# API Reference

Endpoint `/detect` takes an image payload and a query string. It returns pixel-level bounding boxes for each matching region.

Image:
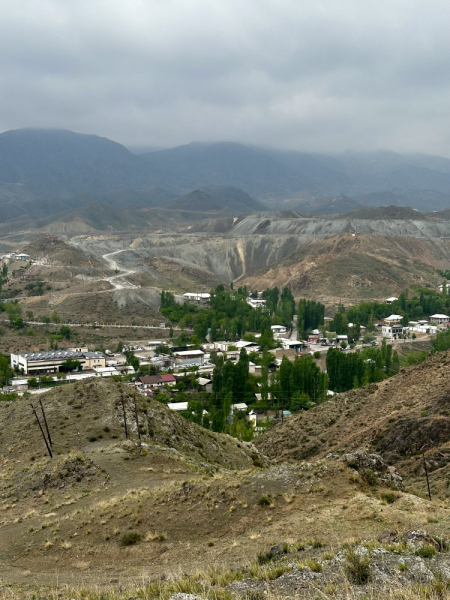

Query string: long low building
[11,348,106,375]
[173,349,205,366]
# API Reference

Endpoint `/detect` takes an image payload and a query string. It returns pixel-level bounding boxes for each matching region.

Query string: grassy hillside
[3,378,450,597]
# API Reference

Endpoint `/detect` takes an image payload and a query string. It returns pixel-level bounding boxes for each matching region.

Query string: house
[160,374,176,386]
[386,297,398,304]
[183,292,211,304]
[173,349,204,366]
[136,375,162,389]
[382,325,403,339]
[336,335,348,345]
[10,348,105,375]
[231,403,248,413]
[16,253,30,262]
[235,340,258,350]
[439,284,449,294]
[249,363,262,375]
[282,340,305,352]
[247,297,267,309]
[197,377,212,391]
[429,314,450,325]
[384,314,403,324]
[308,333,320,343]
[271,325,287,335]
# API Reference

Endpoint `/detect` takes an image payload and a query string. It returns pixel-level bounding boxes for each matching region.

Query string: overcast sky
[1,0,450,155]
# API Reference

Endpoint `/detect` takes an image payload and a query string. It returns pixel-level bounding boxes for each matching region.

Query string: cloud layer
[1,0,450,154]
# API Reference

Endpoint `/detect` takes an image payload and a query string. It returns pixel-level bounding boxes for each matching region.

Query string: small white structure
[247,297,267,309]
[271,325,287,335]
[183,292,210,304]
[231,403,248,413]
[439,284,449,294]
[173,349,204,366]
[282,340,304,352]
[386,297,398,304]
[429,314,450,325]
[384,314,403,324]
[235,340,258,349]
[336,335,348,344]
[16,253,30,261]
[167,402,189,411]
[382,325,403,338]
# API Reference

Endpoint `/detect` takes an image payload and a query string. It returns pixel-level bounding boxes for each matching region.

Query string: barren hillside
[255,350,450,498]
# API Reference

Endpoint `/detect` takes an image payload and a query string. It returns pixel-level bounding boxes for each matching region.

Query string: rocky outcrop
[337,449,404,490]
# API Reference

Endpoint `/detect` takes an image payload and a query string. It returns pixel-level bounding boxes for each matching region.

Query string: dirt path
[102,250,137,290]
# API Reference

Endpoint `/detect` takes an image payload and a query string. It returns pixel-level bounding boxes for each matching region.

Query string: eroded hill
[255,350,450,499]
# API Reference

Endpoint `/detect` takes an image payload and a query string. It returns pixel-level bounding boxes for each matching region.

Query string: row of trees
[326,341,399,393]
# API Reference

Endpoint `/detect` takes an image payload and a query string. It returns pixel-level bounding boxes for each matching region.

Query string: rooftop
[17,350,104,362]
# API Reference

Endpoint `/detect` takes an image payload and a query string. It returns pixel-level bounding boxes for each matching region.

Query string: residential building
[384,314,403,324]
[382,325,403,339]
[183,292,210,304]
[173,349,205,366]
[429,314,450,325]
[386,297,398,304]
[160,374,176,386]
[10,348,105,375]
[271,325,287,335]
[247,297,267,309]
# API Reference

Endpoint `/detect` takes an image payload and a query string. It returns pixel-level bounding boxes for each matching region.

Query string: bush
[380,492,400,504]
[345,550,371,584]
[120,531,141,546]
[313,351,321,359]
[362,469,378,486]
[415,544,437,559]
[257,551,273,565]
[258,495,271,506]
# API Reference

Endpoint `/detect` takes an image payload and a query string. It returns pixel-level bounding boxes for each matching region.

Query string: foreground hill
[3,378,450,597]
[255,350,450,498]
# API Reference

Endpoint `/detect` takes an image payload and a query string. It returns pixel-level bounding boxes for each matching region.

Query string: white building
[183,292,211,304]
[384,314,403,324]
[382,325,403,339]
[271,325,287,335]
[247,297,267,309]
[429,314,450,325]
[386,297,398,304]
[173,349,205,366]
[167,402,189,411]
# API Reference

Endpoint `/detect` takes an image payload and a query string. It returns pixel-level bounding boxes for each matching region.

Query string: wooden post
[423,453,432,501]
[39,399,52,447]
[31,404,52,458]
[133,393,141,442]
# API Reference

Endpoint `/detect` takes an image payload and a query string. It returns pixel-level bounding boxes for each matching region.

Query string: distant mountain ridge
[1,128,450,226]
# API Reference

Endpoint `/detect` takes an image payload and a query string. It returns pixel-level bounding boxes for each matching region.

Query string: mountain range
[1,128,450,230]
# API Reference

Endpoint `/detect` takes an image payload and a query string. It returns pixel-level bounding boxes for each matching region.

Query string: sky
[1,0,450,155]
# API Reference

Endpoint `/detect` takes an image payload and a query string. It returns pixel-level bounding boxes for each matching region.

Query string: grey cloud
[1,0,450,154]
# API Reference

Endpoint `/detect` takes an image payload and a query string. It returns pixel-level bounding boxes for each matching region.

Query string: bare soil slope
[255,350,450,498]
[239,233,447,305]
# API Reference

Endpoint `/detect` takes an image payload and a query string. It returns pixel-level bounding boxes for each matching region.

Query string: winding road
[102,249,137,290]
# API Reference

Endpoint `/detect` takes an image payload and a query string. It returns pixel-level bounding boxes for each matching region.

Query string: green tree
[290,391,311,411]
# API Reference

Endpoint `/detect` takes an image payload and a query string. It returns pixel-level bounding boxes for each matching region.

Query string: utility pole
[423,452,432,501]
[31,404,52,458]
[39,399,52,446]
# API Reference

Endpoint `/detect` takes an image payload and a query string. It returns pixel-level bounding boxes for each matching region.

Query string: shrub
[120,531,141,546]
[381,492,400,504]
[257,551,273,565]
[258,495,271,506]
[399,563,408,572]
[415,544,436,559]
[313,351,321,359]
[305,559,322,573]
[345,550,371,584]
[363,469,378,486]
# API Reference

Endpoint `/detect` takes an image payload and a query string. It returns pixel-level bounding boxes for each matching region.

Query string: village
[4,286,448,435]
